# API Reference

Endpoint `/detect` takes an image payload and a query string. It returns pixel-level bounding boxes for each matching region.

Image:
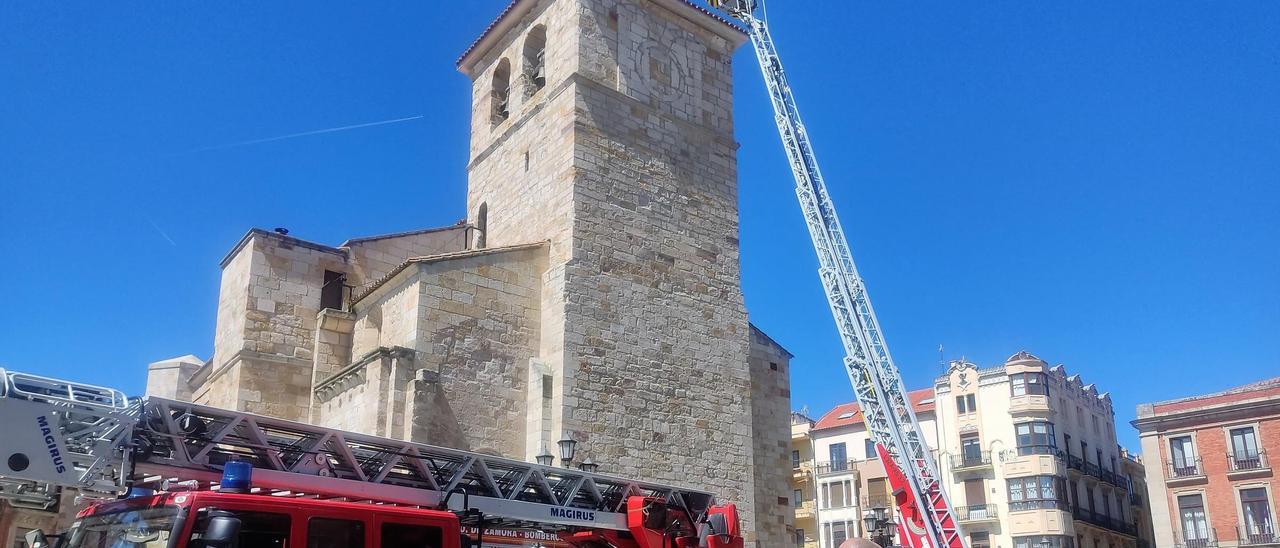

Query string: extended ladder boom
[0,368,720,533]
[711,2,964,547]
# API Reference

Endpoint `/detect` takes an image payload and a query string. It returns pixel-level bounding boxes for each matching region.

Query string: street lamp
[578,458,599,474]
[557,438,578,468]
[535,444,555,467]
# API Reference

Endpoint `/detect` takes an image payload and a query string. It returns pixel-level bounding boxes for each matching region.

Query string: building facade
[0,0,797,545]
[801,389,939,548]
[1133,376,1280,548]
[790,351,1152,548]
[933,351,1147,548]
[792,412,819,548]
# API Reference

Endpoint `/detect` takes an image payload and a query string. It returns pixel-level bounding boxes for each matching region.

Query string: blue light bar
[220,461,253,493]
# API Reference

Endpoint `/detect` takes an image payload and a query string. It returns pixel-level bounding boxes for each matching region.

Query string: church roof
[349,241,549,304]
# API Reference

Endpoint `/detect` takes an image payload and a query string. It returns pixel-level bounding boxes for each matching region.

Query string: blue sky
[1,1,1277,452]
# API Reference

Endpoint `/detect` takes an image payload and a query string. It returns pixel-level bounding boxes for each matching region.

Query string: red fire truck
[0,369,742,548]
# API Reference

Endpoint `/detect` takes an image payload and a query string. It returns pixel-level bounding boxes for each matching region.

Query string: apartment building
[935,351,1146,548]
[793,412,819,548]
[807,389,938,547]
[1120,448,1157,547]
[1133,376,1279,547]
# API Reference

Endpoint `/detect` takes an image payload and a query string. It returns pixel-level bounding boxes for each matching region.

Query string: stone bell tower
[458,0,787,545]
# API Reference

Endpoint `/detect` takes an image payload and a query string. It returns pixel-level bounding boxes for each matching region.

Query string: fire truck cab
[50,491,468,548]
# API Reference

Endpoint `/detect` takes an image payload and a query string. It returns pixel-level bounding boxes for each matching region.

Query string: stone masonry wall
[748,326,794,547]
[333,245,547,456]
[344,226,470,288]
[563,0,766,543]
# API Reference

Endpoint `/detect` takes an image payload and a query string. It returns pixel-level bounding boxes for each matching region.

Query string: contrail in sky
[181,115,424,153]
[144,216,177,246]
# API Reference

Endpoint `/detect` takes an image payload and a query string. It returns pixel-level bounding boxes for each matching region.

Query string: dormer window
[523,25,547,95]
[491,59,511,124]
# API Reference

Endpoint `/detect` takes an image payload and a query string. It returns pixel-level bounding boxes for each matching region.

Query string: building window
[1240,488,1275,541]
[829,522,848,546]
[1169,436,1198,476]
[522,25,547,95]
[970,531,991,548]
[1178,494,1210,542]
[491,59,511,123]
[1012,535,1070,548]
[1015,421,1056,455]
[828,443,847,471]
[1008,475,1058,511]
[865,438,879,460]
[475,202,488,248]
[795,528,805,546]
[793,489,803,508]
[1230,426,1262,469]
[956,393,977,414]
[820,480,852,509]
[770,361,779,371]
[1011,372,1049,397]
[792,450,801,469]
[320,270,346,311]
[961,434,983,464]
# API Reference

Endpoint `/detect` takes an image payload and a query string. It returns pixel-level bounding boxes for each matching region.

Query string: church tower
[459,1,787,545]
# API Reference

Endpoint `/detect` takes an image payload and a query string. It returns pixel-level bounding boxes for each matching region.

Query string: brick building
[0,1,795,545]
[1133,376,1280,547]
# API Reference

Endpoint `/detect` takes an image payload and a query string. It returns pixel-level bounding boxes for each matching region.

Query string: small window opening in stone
[523,151,530,172]
[491,59,511,124]
[523,25,547,95]
[542,374,553,399]
[476,202,488,248]
[320,270,346,310]
[769,361,779,371]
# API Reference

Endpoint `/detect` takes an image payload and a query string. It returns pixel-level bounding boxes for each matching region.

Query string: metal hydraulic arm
[0,368,722,534]
[710,1,964,547]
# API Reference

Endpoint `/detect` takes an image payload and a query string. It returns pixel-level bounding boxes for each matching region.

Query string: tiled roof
[813,388,935,431]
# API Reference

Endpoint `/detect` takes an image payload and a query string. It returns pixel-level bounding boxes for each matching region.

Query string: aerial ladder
[709,1,966,547]
[0,368,743,548]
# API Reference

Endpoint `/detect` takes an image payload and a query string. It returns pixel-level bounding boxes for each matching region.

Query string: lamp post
[535,444,555,467]
[557,438,578,468]
[578,458,599,474]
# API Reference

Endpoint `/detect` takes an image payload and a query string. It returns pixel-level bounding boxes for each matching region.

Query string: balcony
[951,451,993,473]
[956,504,999,523]
[1174,530,1219,548]
[794,500,816,520]
[1237,524,1280,546]
[814,460,859,477]
[792,463,813,481]
[1071,506,1137,537]
[862,494,893,510]
[1228,451,1272,479]
[1167,458,1206,486]
[1064,452,1084,473]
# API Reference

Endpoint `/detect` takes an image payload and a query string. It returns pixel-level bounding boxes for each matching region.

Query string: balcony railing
[956,504,998,522]
[951,451,993,470]
[1168,458,1204,479]
[1129,493,1144,507]
[1066,453,1084,471]
[794,500,816,519]
[862,494,893,509]
[1237,524,1280,546]
[813,460,859,476]
[1174,529,1219,548]
[1071,506,1137,536]
[1228,451,1269,473]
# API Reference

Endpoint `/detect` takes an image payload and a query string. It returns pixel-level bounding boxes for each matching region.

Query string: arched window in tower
[476,202,488,248]
[491,59,511,124]
[523,25,547,96]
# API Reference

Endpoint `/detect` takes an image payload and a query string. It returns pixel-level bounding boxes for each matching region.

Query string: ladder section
[0,368,717,532]
[710,2,964,547]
